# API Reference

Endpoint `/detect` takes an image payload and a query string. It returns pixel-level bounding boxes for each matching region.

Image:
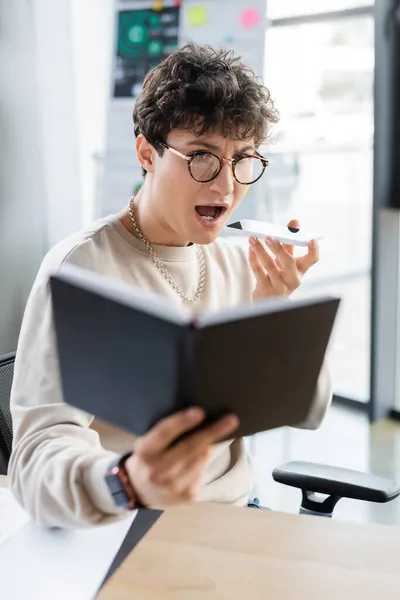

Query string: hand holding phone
[236,217,321,301]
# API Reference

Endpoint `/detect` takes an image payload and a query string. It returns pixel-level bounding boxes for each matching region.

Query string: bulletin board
[113,5,180,98]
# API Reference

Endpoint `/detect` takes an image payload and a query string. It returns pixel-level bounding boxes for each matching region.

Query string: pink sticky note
[240,7,262,29]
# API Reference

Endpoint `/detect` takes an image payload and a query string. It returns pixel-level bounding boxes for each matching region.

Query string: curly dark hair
[133,43,278,173]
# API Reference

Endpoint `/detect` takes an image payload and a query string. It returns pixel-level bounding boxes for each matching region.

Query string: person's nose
[209,160,235,196]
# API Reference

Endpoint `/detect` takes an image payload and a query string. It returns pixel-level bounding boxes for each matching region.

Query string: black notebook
[50,264,340,439]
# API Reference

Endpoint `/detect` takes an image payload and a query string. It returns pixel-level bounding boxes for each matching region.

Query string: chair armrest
[272,461,400,503]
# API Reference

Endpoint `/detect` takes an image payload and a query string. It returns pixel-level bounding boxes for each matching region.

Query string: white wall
[0,0,114,352]
[32,0,82,248]
[70,0,115,225]
[33,0,115,244]
[0,0,48,353]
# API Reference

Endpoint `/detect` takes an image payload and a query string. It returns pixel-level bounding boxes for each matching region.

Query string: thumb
[287,218,300,232]
[283,219,301,255]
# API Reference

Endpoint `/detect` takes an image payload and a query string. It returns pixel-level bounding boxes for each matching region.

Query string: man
[9,44,331,528]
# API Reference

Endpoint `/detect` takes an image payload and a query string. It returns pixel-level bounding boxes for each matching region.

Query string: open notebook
[50,263,339,439]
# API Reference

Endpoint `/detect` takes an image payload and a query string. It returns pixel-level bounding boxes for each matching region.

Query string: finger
[249,237,281,282]
[155,453,209,502]
[287,218,300,232]
[173,454,210,500]
[265,237,302,290]
[265,237,296,273]
[248,247,275,296]
[283,219,300,256]
[296,239,320,275]
[135,408,205,457]
[150,412,237,488]
[248,245,267,281]
[152,446,210,488]
[180,413,239,452]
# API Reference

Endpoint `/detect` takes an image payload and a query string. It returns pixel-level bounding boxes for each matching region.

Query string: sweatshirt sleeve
[294,360,333,430]
[8,253,129,529]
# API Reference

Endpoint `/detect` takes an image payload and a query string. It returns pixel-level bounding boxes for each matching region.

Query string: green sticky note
[187,5,208,27]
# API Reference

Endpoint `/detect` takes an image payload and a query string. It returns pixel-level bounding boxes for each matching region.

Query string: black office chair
[272,461,400,517]
[0,351,399,515]
[0,352,15,475]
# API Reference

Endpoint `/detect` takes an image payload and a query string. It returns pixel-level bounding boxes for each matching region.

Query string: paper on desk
[0,487,31,548]
[1,503,137,600]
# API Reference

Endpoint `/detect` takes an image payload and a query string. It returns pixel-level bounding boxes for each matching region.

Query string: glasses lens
[234,156,265,184]
[189,153,221,182]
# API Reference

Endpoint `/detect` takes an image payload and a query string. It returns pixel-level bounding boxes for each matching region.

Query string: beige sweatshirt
[8,214,332,528]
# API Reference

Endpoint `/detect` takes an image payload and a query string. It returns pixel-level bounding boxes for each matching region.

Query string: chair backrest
[0,352,15,475]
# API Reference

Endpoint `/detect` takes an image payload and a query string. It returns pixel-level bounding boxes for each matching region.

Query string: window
[267,0,374,20]
[262,5,375,401]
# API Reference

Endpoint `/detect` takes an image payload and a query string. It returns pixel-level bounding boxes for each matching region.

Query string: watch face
[105,456,136,509]
[105,471,128,506]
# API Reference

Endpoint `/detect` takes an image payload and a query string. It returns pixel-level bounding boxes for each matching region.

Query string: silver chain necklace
[128,197,206,304]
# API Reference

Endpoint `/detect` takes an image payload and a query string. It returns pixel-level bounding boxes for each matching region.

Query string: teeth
[201,215,215,221]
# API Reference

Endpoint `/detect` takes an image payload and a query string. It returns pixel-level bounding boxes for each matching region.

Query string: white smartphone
[225,219,323,247]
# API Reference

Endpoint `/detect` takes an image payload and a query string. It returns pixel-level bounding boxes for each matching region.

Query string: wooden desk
[98,501,400,600]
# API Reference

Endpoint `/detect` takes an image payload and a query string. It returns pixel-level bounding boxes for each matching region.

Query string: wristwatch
[104,452,141,510]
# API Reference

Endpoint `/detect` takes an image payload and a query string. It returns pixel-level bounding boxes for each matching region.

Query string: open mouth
[195,205,227,222]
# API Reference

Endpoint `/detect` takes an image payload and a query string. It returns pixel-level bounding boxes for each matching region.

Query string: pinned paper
[152,0,164,11]
[187,5,208,27]
[240,7,262,29]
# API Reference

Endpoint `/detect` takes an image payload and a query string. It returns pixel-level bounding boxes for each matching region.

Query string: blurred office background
[1,0,400,520]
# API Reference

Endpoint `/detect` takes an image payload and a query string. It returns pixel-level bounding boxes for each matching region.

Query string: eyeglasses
[158,142,269,185]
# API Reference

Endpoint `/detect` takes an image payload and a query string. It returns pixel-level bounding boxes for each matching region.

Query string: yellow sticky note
[187,5,208,27]
[152,0,163,11]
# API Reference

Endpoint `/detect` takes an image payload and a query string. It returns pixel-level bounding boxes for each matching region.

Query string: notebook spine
[176,324,198,410]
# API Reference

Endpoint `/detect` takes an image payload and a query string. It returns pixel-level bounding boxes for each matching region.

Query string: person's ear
[136,134,156,174]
